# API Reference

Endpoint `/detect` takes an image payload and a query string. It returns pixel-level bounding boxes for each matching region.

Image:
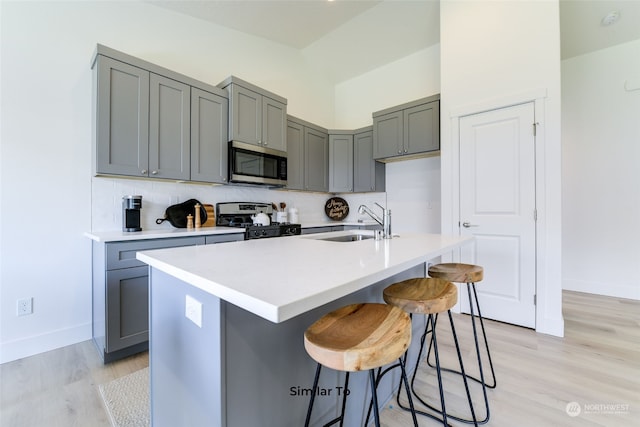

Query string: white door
[458,102,536,328]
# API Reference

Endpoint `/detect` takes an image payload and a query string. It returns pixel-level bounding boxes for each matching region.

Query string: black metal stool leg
[425,282,496,394]
[448,310,479,426]
[305,363,322,427]
[369,370,381,427]
[471,283,497,389]
[337,372,350,427]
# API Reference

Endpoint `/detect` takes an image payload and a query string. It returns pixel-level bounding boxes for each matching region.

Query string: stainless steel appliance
[216,202,301,240]
[228,141,287,186]
[122,195,142,232]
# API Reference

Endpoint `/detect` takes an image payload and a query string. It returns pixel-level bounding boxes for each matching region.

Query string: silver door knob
[151,170,158,175]
[141,169,147,175]
[462,222,479,228]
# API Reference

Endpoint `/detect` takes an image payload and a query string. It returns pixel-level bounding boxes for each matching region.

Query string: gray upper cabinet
[329,133,354,193]
[287,116,329,192]
[149,73,190,180]
[92,45,229,183]
[219,76,287,152]
[95,57,190,180]
[353,127,385,193]
[95,56,150,177]
[286,120,305,190]
[372,110,402,159]
[373,95,440,161]
[304,126,329,192]
[191,88,229,184]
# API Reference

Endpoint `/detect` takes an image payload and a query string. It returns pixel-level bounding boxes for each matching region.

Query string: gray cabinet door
[204,233,244,244]
[96,56,149,176]
[229,85,261,146]
[149,73,191,180]
[106,266,149,352]
[404,101,440,155]
[262,97,287,152]
[354,130,377,192]
[286,120,305,190]
[304,127,329,192]
[373,110,403,159]
[191,88,229,184]
[329,134,353,192]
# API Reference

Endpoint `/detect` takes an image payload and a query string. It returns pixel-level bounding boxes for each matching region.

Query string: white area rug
[98,367,150,427]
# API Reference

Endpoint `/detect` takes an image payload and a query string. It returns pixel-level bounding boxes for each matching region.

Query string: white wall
[440,0,563,336]
[335,45,442,233]
[0,1,376,363]
[562,39,640,300]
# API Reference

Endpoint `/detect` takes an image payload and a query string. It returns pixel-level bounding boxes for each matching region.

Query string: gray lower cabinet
[92,233,243,363]
[286,116,329,192]
[219,76,287,152]
[301,226,344,234]
[373,95,440,161]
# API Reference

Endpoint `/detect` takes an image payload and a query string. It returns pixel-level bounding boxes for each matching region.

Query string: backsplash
[91,177,386,231]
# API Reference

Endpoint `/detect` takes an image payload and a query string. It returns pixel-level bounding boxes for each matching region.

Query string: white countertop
[84,221,376,242]
[84,227,245,242]
[136,230,473,323]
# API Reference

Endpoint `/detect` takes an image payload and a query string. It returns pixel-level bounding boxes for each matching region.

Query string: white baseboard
[563,279,640,301]
[0,323,92,364]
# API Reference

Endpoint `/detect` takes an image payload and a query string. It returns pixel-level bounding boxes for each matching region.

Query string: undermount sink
[314,233,375,242]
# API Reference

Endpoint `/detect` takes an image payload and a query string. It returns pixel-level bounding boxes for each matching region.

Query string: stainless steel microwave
[228,141,287,186]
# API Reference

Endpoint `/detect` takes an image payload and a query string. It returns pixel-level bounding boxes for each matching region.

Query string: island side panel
[224,264,426,426]
[149,268,225,427]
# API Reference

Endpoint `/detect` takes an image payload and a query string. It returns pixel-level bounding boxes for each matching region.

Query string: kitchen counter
[84,227,244,242]
[83,221,375,243]
[137,230,471,323]
[137,231,473,426]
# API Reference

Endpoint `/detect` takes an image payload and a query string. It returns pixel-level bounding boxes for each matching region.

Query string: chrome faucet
[358,203,392,239]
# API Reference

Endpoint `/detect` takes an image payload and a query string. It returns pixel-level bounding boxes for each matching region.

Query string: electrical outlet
[17,298,33,316]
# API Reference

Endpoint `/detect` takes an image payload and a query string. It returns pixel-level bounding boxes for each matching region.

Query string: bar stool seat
[383,278,478,426]
[428,263,495,424]
[303,303,418,427]
[428,263,483,284]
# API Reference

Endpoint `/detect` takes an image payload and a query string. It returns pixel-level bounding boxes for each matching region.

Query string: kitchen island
[137,231,472,426]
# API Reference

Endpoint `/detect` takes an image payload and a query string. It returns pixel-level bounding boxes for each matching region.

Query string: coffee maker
[122,195,142,232]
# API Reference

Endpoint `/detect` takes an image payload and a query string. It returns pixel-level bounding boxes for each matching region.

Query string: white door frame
[441,88,564,337]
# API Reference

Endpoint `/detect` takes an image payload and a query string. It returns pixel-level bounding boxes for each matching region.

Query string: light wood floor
[1,291,638,426]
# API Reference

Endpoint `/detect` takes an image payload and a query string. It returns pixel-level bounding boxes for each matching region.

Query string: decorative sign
[325,197,349,221]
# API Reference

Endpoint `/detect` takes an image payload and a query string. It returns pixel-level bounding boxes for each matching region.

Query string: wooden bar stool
[427,263,495,424]
[383,278,478,426]
[303,303,418,427]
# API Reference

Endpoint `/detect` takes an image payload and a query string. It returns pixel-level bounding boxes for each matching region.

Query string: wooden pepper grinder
[187,214,194,229]
[194,203,201,228]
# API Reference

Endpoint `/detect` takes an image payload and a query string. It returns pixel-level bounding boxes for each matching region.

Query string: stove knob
[262,229,267,236]
[253,230,260,237]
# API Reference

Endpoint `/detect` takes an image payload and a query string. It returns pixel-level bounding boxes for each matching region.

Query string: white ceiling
[149,0,640,83]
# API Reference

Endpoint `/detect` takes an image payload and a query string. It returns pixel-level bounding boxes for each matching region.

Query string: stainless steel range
[216,202,301,240]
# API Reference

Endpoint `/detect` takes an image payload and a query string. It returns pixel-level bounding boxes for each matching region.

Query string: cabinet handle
[151,170,158,175]
[263,141,268,146]
[141,169,147,175]
[397,150,402,154]
[404,149,408,153]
